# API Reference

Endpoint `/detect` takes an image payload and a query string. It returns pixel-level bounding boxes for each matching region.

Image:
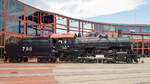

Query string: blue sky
[20,0,149,24]
[87,1,150,24]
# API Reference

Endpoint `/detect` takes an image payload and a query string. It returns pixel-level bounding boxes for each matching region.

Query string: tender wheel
[23,58,28,62]
[9,58,20,63]
[4,57,8,62]
[37,58,50,63]
[17,58,23,62]
[9,58,14,63]
[37,58,41,63]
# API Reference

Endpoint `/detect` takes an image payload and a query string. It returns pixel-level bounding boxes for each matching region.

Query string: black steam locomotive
[5,32,139,63]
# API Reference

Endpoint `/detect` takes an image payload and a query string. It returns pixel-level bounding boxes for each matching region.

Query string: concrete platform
[0,63,57,84]
[0,58,150,84]
[53,58,150,84]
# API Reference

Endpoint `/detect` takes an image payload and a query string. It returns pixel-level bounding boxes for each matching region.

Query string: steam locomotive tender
[5,32,139,63]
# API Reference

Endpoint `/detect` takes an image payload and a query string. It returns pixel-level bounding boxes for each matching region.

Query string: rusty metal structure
[0,0,150,58]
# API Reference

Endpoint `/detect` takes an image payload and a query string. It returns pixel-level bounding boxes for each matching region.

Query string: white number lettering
[26,47,29,51]
[22,46,32,52]
[22,47,25,52]
[29,47,32,52]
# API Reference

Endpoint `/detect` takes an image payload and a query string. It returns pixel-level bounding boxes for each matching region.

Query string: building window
[128,28,140,32]
[27,24,33,35]
[138,49,142,55]
[133,42,137,48]
[6,17,9,32]
[8,0,16,17]
[48,26,53,34]
[94,24,102,31]
[0,33,4,46]
[8,18,16,33]
[16,20,24,34]
[144,49,148,56]
[144,36,150,40]
[144,42,148,48]
[37,30,40,36]
[116,27,126,32]
[141,28,150,32]
[6,34,9,43]
[27,7,37,22]
[16,2,24,20]
[104,26,115,31]
[27,28,33,35]
[132,36,142,39]
[0,15,4,31]
[43,30,49,37]
[20,21,24,34]
[6,0,9,15]
[32,24,38,36]
[138,42,142,48]
[16,20,20,34]
[0,0,4,14]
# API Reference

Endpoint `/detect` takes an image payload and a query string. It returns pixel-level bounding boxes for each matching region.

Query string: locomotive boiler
[71,32,138,63]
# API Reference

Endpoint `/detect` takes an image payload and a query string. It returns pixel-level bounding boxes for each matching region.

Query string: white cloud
[19,0,146,19]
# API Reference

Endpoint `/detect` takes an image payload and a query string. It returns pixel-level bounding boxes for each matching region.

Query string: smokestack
[118,30,122,37]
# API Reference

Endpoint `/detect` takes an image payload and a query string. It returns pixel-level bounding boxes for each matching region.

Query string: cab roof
[51,33,76,39]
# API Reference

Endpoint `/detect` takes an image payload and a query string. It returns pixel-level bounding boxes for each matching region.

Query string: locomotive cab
[51,33,76,62]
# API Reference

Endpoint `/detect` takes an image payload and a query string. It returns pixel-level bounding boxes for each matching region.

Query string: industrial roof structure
[0,0,150,56]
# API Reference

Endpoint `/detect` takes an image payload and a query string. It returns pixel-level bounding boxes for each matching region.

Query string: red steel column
[3,0,6,58]
[102,24,104,32]
[131,39,133,50]
[91,23,94,32]
[24,6,26,35]
[126,26,129,32]
[149,40,150,56]
[40,12,42,36]
[114,26,117,32]
[67,18,69,33]
[82,22,84,36]
[137,40,138,55]
[0,0,2,57]
[142,35,144,56]
[53,14,56,34]
[4,0,6,45]
[139,27,142,32]
[78,21,80,34]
